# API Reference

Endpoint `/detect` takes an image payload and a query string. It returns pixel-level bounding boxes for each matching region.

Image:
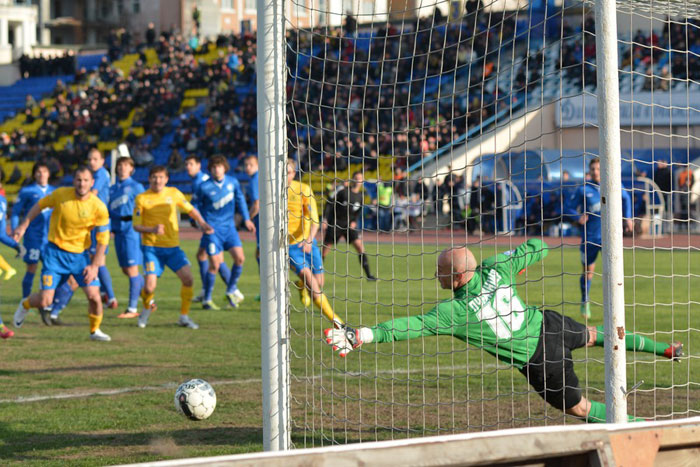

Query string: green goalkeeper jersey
[370,239,548,369]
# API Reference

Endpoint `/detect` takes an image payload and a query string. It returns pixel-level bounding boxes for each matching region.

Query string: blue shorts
[580,242,602,266]
[89,228,110,256]
[200,228,242,256]
[143,246,190,277]
[40,242,99,290]
[23,236,46,264]
[289,239,323,275]
[114,230,142,268]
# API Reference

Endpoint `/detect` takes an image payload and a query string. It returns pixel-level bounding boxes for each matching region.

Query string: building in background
[0,0,38,65]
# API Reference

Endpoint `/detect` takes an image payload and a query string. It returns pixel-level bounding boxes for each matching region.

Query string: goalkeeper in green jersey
[325,239,683,423]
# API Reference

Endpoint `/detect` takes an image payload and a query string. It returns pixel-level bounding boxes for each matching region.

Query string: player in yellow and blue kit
[109,156,145,318]
[195,155,255,309]
[12,166,112,341]
[287,159,343,328]
[10,162,54,300]
[51,149,117,319]
[133,165,213,329]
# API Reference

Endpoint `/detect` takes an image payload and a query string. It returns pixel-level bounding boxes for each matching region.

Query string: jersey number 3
[477,287,526,339]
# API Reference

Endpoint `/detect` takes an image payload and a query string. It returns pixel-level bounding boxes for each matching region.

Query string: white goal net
[259,0,700,448]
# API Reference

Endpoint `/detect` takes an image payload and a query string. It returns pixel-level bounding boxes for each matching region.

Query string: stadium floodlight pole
[257,0,290,450]
[594,0,627,423]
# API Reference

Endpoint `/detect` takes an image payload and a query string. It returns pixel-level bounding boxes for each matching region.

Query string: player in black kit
[322,171,376,280]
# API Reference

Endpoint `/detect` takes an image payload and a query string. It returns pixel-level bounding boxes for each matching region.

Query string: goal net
[270,0,700,447]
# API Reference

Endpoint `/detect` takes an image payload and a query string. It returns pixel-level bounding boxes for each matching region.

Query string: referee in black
[322,171,376,281]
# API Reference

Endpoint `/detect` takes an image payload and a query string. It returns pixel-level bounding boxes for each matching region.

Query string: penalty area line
[0,378,263,404]
[0,363,500,404]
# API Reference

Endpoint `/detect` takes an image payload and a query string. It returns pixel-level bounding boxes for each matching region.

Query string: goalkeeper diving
[325,239,683,423]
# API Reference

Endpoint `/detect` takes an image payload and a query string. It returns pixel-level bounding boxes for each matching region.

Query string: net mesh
[282,0,700,446]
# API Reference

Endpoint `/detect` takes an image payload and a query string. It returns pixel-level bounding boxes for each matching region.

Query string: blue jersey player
[109,156,145,318]
[10,162,54,302]
[186,155,232,306]
[89,148,117,307]
[564,157,634,318]
[195,155,255,309]
[242,155,260,300]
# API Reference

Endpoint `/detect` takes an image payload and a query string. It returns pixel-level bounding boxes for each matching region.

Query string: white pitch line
[0,364,502,404]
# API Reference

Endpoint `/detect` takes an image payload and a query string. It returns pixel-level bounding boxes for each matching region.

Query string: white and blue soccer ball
[174,379,217,420]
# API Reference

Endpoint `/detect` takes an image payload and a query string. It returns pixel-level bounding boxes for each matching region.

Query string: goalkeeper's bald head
[437,246,477,291]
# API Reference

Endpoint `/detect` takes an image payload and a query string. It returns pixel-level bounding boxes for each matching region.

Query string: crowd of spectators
[558,15,700,92]
[286,9,518,173]
[1,28,259,184]
[18,51,77,78]
[2,10,698,237]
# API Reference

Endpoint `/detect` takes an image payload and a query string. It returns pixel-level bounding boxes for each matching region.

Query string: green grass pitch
[0,238,697,464]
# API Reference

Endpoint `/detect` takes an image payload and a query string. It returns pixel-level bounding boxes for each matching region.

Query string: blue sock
[227,264,243,294]
[98,265,115,300]
[586,278,592,300]
[198,258,208,288]
[218,262,231,284]
[21,271,35,298]
[52,282,74,316]
[128,275,144,310]
[580,275,593,302]
[204,271,216,302]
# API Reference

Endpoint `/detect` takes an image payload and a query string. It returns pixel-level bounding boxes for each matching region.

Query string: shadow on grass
[0,425,263,460]
[0,364,151,376]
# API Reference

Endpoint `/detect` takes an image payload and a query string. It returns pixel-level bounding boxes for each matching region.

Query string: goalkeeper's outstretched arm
[326,298,463,357]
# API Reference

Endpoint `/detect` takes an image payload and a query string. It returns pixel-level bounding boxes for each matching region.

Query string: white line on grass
[0,364,500,404]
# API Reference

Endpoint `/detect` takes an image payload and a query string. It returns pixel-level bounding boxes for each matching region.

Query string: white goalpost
[257,0,290,451]
[258,0,700,450]
[593,0,627,423]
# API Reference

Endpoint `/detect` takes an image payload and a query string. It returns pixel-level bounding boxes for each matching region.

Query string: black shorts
[518,309,589,410]
[323,226,360,245]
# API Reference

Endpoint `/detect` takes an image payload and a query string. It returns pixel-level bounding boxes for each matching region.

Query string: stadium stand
[0,13,697,217]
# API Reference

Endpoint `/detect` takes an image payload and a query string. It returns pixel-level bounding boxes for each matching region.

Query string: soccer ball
[174,379,217,420]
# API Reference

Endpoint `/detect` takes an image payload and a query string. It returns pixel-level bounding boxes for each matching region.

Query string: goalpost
[258,0,700,450]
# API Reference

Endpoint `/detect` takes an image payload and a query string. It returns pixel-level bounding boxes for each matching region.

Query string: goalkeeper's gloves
[16,243,26,259]
[324,325,373,357]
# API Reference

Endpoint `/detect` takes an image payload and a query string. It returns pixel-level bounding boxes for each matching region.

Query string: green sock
[586,400,645,423]
[587,400,606,423]
[594,325,668,355]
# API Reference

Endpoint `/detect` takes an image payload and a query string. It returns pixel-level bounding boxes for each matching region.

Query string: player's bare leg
[175,265,197,329]
[298,267,342,328]
[84,285,110,341]
[138,274,158,328]
[14,287,55,327]
[321,242,332,259]
[224,246,245,308]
